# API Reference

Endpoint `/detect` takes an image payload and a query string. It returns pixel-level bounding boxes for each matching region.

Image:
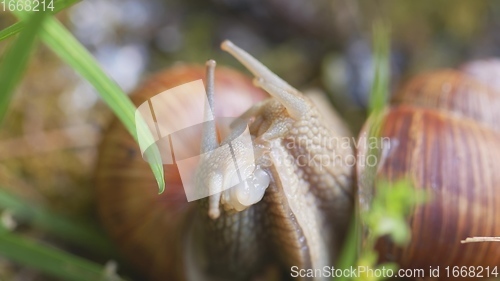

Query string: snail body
[357,60,500,277]
[195,42,354,280]
[96,42,354,281]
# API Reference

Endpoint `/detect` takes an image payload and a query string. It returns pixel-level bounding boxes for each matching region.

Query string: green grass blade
[0,231,125,281]
[12,12,165,193]
[0,0,80,42]
[0,22,25,41]
[369,22,390,116]
[0,188,115,256]
[338,21,392,281]
[335,215,359,281]
[0,11,46,124]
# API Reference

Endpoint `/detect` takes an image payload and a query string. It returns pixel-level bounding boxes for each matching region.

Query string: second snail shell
[357,59,500,278]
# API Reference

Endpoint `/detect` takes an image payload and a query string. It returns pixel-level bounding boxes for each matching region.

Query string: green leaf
[374,216,410,244]
[0,0,80,42]
[362,179,429,247]
[0,231,125,281]
[0,11,46,124]
[12,12,165,193]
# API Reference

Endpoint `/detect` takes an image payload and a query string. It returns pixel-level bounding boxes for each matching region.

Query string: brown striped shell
[357,59,500,277]
[94,65,267,281]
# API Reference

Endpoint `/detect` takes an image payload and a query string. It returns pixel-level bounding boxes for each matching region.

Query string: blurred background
[0,0,500,280]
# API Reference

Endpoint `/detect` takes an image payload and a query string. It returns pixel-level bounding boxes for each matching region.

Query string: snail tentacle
[222,40,311,120]
[201,59,223,219]
[252,77,311,120]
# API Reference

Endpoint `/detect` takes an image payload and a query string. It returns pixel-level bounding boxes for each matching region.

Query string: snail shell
[357,59,500,276]
[95,64,268,280]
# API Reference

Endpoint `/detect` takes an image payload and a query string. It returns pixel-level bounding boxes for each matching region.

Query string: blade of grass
[358,21,391,210]
[0,231,125,281]
[12,12,165,193]
[358,20,391,248]
[0,0,80,41]
[350,22,427,281]
[336,215,359,281]
[337,21,392,281]
[368,21,390,117]
[0,22,24,41]
[0,11,46,124]
[0,188,116,256]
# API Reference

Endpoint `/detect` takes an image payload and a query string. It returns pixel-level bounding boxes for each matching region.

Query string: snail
[95,41,354,281]
[357,59,500,277]
[96,39,500,281]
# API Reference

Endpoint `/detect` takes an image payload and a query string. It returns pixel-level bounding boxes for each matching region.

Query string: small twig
[461,237,500,243]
